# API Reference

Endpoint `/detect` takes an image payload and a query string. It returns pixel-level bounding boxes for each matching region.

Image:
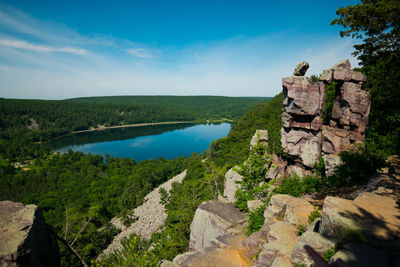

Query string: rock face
[0,201,60,267]
[256,221,298,267]
[189,201,247,252]
[280,59,371,176]
[265,194,315,226]
[223,167,243,203]
[320,192,400,245]
[100,170,187,258]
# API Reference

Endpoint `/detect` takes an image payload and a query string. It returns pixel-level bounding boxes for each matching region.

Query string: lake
[48,123,231,161]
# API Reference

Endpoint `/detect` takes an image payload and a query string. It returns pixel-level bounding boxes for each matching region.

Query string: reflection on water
[47,123,231,161]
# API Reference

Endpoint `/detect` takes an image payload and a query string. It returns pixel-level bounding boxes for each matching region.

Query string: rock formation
[281,59,370,176]
[189,201,247,252]
[0,201,60,267]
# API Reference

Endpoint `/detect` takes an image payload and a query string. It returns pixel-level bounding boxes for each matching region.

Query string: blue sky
[0,0,360,99]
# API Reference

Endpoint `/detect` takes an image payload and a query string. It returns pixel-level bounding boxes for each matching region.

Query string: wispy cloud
[126,48,153,59]
[0,39,87,55]
[0,4,359,100]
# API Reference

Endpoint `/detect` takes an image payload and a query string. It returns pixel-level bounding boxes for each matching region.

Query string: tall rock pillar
[281,61,326,176]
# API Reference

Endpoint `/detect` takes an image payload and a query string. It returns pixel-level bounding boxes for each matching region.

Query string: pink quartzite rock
[189,201,247,252]
[0,201,60,267]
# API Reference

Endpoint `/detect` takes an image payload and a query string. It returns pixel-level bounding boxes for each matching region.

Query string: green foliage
[296,224,306,236]
[239,142,271,191]
[323,247,336,262]
[96,235,159,267]
[275,175,323,197]
[308,209,322,224]
[247,205,266,236]
[323,81,338,125]
[0,151,188,265]
[210,93,283,169]
[327,147,385,187]
[332,0,400,156]
[234,140,273,212]
[234,188,251,212]
[68,95,266,122]
[159,187,169,205]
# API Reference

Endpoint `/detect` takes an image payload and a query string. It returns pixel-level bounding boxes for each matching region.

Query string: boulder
[223,167,243,203]
[320,193,400,246]
[332,59,352,81]
[320,69,333,83]
[250,129,268,150]
[291,220,336,267]
[255,221,298,267]
[265,194,315,226]
[293,61,309,76]
[189,201,247,252]
[240,227,269,259]
[329,242,391,267]
[0,201,60,267]
[247,200,264,212]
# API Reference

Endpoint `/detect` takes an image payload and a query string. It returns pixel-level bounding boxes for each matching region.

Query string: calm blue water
[55,123,231,161]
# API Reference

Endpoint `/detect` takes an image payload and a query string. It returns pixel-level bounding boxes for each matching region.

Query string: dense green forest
[0,96,265,161]
[68,95,266,121]
[0,151,189,266]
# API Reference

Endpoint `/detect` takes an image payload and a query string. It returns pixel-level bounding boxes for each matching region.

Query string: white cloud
[0,39,87,55]
[126,48,153,59]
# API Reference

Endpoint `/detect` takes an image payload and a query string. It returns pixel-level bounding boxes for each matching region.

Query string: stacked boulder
[281,59,371,176]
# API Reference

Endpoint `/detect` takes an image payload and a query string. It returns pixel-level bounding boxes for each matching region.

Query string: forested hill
[67,95,267,121]
[0,96,267,160]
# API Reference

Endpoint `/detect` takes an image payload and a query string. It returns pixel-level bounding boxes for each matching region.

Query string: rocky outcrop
[291,220,336,267]
[189,201,247,252]
[320,192,400,246]
[223,167,243,203]
[250,129,269,150]
[265,194,314,226]
[280,60,371,177]
[0,201,60,267]
[100,170,187,258]
[293,61,309,76]
[255,221,298,267]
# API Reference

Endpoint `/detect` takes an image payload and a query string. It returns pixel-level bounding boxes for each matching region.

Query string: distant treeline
[0,96,266,160]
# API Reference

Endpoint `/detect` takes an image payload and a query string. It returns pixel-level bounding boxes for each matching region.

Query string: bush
[275,175,323,197]
[327,147,385,187]
[308,208,322,224]
[247,205,266,236]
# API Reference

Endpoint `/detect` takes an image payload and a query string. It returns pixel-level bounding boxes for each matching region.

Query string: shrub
[308,208,322,224]
[327,147,385,187]
[275,175,323,197]
[247,205,266,236]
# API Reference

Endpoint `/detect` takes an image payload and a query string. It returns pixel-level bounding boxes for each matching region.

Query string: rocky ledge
[161,156,400,267]
[0,201,60,267]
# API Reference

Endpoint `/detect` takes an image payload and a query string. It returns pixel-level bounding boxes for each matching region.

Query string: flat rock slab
[265,194,315,226]
[189,201,247,252]
[320,193,400,245]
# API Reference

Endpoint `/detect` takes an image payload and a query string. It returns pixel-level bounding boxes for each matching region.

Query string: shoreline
[71,121,196,134]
